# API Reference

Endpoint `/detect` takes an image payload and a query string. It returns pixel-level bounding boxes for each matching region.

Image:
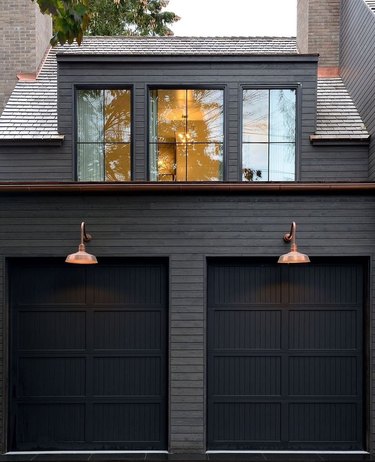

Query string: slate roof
[0,48,63,142]
[56,35,298,56]
[312,78,369,141]
[0,39,369,143]
[365,1,375,12]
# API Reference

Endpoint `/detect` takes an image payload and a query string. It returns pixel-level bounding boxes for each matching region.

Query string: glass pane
[149,91,158,144]
[242,143,268,181]
[105,90,131,142]
[269,143,295,181]
[187,89,223,142]
[77,143,104,181]
[77,90,104,143]
[105,143,131,181]
[152,90,186,142]
[156,143,177,181]
[243,90,268,143]
[270,89,296,142]
[186,143,223,181]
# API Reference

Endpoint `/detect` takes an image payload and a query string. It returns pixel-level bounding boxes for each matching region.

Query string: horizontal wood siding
[0,193,373,452]
[340,0,375,179]
[0,59,369,181]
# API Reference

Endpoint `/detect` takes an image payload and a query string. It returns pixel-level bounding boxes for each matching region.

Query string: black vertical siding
[340,0,375,179]
[0,193,372,452]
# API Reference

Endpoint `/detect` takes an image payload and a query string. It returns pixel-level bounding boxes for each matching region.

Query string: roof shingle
[365,1,375,12]
[0,38,369,143]
[56,36,298,56]
[313,78,369,141]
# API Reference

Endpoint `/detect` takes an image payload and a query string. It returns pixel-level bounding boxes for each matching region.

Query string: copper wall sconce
[65,222,98,265]
[278,221,310,264]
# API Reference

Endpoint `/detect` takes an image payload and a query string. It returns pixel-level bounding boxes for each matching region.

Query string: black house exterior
[0,0,375,457]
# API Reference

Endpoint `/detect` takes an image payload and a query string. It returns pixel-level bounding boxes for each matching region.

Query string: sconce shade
[65,244,98,265]
[278,222,310,264]
[65,222,98,265]
[278,249,311,264]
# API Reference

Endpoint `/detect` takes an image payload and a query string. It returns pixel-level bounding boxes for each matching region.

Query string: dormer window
[242,89,296,181]
[76,89,131,182]
[149,89,224,181]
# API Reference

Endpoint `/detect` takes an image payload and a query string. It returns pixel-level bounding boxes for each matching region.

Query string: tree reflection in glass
[242,89,296,181]
[77,89,131,182]
[149,89,224,181]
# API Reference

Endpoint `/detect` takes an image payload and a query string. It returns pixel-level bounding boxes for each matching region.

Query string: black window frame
[146,84,228,182]
[74,85,134,182]
[239,83,302,182]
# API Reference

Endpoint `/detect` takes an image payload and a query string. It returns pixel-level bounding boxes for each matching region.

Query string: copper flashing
[317,67,340,78]
[16,73,37,81]
[0,182,373,194]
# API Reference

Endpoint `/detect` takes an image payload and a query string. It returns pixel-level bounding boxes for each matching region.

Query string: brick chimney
[297,0,341,77]
[0,0,52,112]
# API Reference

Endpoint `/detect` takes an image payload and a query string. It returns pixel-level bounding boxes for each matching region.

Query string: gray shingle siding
[340,0,375,179]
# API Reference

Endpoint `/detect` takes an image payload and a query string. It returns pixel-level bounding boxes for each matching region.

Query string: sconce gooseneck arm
[283,221,297,251]
[80,222,92,247]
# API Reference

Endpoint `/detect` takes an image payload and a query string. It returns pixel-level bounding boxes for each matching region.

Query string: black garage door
[10,259,167,451]
[207,260,364,450]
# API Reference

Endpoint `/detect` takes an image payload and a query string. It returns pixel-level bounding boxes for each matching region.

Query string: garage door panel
[92,403,160,443]
[10,259,167,451]
[288,310,357,350]
[213,403,281,443]
[289,357,357,396]
[16,403,86,447]
[208,264,281,306]
[19,311,86,350]
[212,310,281,350]
[93,265,165,306]
[93,357,161,396]
[15,266,86,306]
[208,260,364,450]
[288,265,363,305]
[18,357,86,397]
[213,356,281,396]
[94,311,161,350]
[289,403,358,443]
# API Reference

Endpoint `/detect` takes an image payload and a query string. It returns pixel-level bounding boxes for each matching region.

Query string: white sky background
[166,0,297,37]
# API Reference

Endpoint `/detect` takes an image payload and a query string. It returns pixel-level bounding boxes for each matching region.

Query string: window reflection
[77,89,131,182]
[242,89,296,182]
[149,89,224,181]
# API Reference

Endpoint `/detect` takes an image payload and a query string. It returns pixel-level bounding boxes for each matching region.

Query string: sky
[166,0,297,37]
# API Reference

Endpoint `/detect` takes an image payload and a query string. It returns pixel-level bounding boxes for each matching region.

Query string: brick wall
[0,0,51,112]
[297,0,341,68]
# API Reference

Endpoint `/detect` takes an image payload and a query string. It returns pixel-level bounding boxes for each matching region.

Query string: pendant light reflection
[278,222,310,264]
[65,222,98,265]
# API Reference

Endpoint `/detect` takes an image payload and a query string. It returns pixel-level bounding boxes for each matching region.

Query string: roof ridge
[73,35,297,40]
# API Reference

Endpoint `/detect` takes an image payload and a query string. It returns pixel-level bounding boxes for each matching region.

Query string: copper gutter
[0,182,374,194]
